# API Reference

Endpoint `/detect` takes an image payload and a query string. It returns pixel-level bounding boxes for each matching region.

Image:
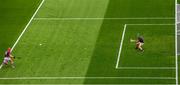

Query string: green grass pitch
[0,0,177,84]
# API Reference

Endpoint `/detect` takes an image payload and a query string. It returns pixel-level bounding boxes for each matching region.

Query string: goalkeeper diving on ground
[130,35,144,52]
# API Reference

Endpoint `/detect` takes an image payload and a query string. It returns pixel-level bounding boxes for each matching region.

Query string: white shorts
[3,57,11,64]
[140,42,144,46]
[137,42,144,46]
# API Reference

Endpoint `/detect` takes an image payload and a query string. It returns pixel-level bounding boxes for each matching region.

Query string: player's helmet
[137,36,144,43]
[138,36,143,40]
[7,47,11,53]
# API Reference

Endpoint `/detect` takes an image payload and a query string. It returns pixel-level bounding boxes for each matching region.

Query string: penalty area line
[33,17,175,20]
[11,0,45,51]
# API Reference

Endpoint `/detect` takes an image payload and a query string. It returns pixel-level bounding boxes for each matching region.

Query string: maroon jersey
[5,51,10,57]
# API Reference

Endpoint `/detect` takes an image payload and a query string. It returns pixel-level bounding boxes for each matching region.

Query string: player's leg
[0,58,8,69]
[138,43,144,51]
[136,42,144,51]
[10,58,15,68]
[136,42,140,49]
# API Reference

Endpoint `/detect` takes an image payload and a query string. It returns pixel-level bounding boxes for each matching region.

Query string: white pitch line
[0,84,175,85]
[175,1,179,85]
[116,67,176,69]
[0,77,175,80]
[11,0,45,51]
[127,24,174,26]
[33,17,174,20]
[115,24,127,68]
